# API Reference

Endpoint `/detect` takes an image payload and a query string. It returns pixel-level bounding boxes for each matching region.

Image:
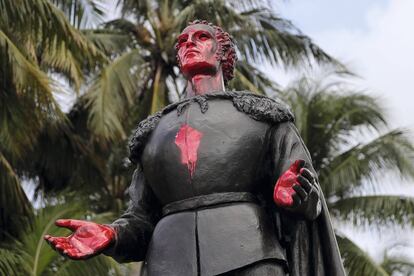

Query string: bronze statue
[45,20,346,276]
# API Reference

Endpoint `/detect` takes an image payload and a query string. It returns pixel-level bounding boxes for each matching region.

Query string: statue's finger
[45,236,66,245]
[308,187,320,200]
[55,244,64,250]
[44,235,59,242]
[299,168,315,183]
[289,159,306,174]
[66,250,92,260]
[291,193,302,209]
[293,184,308,201]
[55,219,86,231]
[55,241,75,256]
[63,247,81,257]
[297,175,312,192]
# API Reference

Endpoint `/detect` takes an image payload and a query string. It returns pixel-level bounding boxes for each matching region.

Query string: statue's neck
[185,71,225,97]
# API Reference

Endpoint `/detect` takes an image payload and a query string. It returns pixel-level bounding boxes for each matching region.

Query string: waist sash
[162,192,258,216]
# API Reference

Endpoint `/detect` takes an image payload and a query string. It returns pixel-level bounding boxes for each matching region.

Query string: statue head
[176,20,237,85]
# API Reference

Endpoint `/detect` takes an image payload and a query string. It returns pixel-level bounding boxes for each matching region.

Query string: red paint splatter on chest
[175,124,203,178]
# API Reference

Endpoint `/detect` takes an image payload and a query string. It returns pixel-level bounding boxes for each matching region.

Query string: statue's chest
[141,100,270,204]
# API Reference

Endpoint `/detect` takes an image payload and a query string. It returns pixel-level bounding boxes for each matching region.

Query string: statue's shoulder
[128,91,294,163]
[223,91,294,123]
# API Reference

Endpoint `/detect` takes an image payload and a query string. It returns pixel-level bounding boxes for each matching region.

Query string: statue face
[177,24,220,79]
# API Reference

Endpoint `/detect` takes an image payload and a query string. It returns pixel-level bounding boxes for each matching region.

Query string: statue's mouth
[184,49,200,57]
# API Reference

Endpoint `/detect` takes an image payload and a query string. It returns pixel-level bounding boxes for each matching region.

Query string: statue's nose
[184,37,197,48]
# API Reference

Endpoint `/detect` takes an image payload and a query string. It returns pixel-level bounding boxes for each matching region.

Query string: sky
[275,0,414,129]
[273,0,414,262]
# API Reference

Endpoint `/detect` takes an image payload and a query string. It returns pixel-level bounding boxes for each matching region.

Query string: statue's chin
[181,61,218,79]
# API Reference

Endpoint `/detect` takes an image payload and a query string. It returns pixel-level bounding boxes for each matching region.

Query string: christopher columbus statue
[45,20,346,276]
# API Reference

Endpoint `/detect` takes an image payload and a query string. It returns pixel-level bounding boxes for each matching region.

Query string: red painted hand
[273,160,305,207]
[44,219,115,260]
[273,160,321,220]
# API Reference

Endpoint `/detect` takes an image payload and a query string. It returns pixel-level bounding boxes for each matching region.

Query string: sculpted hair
[176,20,238,85]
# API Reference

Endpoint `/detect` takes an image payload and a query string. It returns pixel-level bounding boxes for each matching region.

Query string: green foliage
[82,0,342,143]
[380,244,414,275]
[85,49,150,141]
[0,201,127,276]
[280,76,414,275]
[321,130,414,198]
[2,1,413,275]
[331,195,414,228]
[50,0,106,28]
[0,0,109,238]
[22,0,343,218]
[337,234,388,276]
[0,152,33,240]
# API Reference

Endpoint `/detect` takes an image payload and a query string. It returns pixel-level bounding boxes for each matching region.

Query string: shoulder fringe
[128,91,294,164]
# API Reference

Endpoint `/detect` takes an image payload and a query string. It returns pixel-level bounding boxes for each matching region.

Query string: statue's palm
[44,219,115,260]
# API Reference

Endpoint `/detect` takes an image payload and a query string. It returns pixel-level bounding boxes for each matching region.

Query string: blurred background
[1,0,413,275]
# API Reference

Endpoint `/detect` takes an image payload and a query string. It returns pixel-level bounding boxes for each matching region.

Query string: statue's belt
[162,192,259,216]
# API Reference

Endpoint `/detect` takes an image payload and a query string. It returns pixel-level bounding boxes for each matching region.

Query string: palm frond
[381,254,414,275]
[320,129,414,197]
[0,0,107,89]
[281,77,387,165]
[0,200,127,276]
[57,255,126,276]
[50,0,106,28]
[0,248,27,276]
[85,49,150,141]
[336,234,389,276]
[0,151,33,239]
[229,61,279,94]
[330,195,414,229]
[150,65,168,114]
[83,29,131,55]
[171,1,342,69]
[17,119,108,198]
[0,29,66,156]
[104,18,155,50]
[0,30,51,97]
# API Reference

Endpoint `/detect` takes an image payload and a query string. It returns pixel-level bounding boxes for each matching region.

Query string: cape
[127,91,346,275]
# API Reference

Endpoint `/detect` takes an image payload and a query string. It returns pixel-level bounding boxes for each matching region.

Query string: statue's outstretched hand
[44,219,116,260]
[273,160,321,220]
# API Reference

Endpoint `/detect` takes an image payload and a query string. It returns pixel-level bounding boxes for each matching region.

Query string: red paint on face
[175,124,203,177]
[177,24,220,79]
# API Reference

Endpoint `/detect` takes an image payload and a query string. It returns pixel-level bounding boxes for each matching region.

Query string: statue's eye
[178,37,187,45]
[199,33,209,40]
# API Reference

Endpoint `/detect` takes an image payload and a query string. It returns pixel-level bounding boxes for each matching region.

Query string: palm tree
[24,0,345,215]
[83,0,342,143]
[0,0,107,238]
[279,75,414,275]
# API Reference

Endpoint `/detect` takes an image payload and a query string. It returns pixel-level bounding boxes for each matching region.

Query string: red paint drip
[175,124,203,177]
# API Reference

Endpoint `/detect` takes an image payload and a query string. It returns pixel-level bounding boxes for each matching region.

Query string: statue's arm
[104,164,161,262]
[44,164,160,262]
[270,121,321,220]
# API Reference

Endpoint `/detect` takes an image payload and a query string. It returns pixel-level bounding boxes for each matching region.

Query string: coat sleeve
[104,164,161,263]
[268,121,346,276]
[271,121,316,183]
